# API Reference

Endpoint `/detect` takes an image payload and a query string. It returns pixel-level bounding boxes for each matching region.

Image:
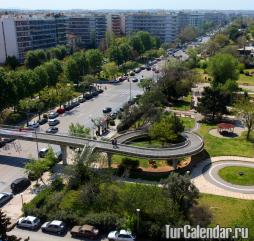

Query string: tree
[0,209,29,241]
[56,83,75,108]
[43,59,62,86]
[34,65,49,91]
[136,31,153,51]
[0,68,15,113]
[234,98,254,140]
[208,53,240,87]
[64,57,81,84]
[5,56,19,70]
[25,158,49,185]
[138,78,153,92]
[25,49,47,69]
[179,26,198,43]
[101,61,119,80]
[108,45,123,65]
[64,146,99,189]
[161,172,199,214]
[129,35,144,54]
[197,87,229,121]
[85,49,103,74]
[149,114,184,144]
[159,60,194,101]
[69,123,91,138]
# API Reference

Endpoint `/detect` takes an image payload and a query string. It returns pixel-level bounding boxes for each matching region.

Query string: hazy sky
[0,0,253,10]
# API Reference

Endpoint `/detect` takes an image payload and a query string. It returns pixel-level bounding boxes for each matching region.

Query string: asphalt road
[0,66,157,192]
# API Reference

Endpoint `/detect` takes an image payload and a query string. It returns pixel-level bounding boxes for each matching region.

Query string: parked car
[56,108,65,114]
[48,112,59,119]
[140,65,146,70]
[48,119,60,126]
[27,121,39,129]
[146,65,151,71]
[110,113,117,120]
[0,192,13,207]
[63,104,73,111]
[108,230,135,241]
[46,127,58,134]
[131,78,138,83]
[41,220,66,235]
[92,91,99,97]
[103,107,112,113]
[11,178,31,194]
[37,118,47,125]
[55,151,63,161]
[71,100,80,107]
[84,93,93,100]
[98,88,104,94]
[17,216,41,230]
[129,71,135,76]
[155,69,160,74]
[70,225,99,239]
[38,147,49,158]
[78,96,86,103]
[134,67,141,73]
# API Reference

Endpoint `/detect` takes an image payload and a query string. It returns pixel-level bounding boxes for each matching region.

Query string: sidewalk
[192,156,254,200]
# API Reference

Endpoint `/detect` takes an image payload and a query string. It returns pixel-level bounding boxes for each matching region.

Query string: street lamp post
[136,208,140,234]
[34,129,39,159]
[129,79,132,101]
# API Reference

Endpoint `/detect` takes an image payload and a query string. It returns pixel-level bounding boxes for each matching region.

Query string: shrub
[117,158,140,176]
[5,112,26,125]
[109,120,115,126]
[81,212,121,232]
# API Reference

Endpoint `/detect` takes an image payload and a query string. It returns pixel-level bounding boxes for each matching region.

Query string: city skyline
[0,0,254,11]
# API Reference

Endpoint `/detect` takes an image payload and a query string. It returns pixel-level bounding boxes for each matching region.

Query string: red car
[56,108,65,114]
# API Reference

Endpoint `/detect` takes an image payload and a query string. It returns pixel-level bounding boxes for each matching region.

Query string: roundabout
[203,161,254,194]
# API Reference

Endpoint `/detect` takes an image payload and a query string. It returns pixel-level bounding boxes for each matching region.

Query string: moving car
[48,119,60,126]
[131,78,138,83]
[17,216,40,230]
[41,220,66,235]
[48,112,59,119]
[46,127,58,134]
[70,224,99,239]
[11,178,31,194]
[0,192,13,207]
[108,229,135,241]
[103,107,112,113]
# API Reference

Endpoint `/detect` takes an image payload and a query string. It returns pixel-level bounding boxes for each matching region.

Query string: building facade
[125,13,178,43]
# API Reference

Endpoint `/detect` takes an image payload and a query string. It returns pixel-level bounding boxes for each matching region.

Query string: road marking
[208,162,254,192]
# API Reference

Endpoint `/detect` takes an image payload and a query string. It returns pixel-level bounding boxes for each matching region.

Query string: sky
[0,0,253,10]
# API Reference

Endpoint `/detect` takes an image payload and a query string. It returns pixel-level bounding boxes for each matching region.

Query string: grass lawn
[180,117,195,130]
[218,166,254,186]
[238,69,254,86]
[197,124,254,157]
[172,95,192,111]
[199,194,253,227]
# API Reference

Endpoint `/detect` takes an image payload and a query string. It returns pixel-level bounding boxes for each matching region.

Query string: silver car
[17,216,41,230]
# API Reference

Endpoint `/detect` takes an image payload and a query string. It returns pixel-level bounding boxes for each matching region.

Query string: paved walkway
[192,156,254,200]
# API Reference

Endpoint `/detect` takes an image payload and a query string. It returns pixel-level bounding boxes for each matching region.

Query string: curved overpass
[0,127,204,160]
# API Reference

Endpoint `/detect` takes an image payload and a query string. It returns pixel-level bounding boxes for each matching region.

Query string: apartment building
[125,12,178,43]
[107,14,123,36]
[67,14,106,48]
[0,15,66,63]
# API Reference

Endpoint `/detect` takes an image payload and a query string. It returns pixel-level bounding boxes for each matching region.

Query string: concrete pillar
[61,145,68,165]
[107,152,112,168]
[172,159,179,170]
